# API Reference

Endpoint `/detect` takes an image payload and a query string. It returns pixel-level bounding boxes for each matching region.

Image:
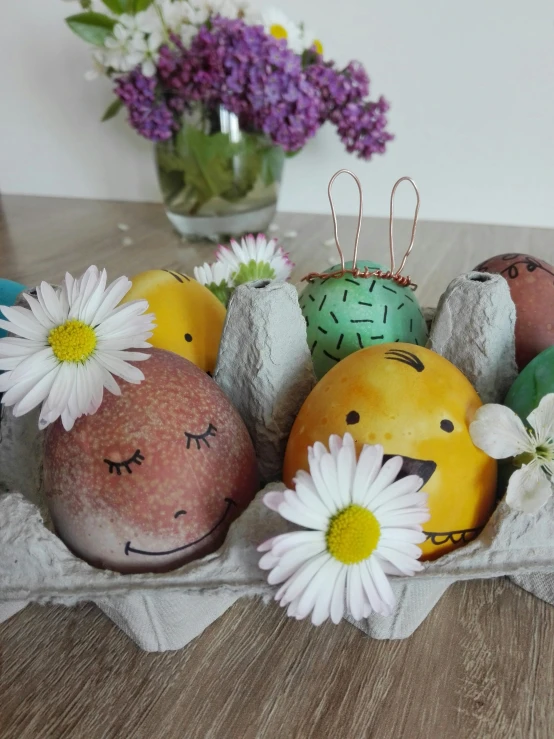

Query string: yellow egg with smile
[122,269,226,375]
[283,343,497,560]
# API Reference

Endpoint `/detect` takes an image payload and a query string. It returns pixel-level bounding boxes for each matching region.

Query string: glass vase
[155,106,285,242]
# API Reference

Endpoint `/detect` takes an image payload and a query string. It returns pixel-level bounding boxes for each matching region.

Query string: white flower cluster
[85,0,260,79]
[74,1,322,81]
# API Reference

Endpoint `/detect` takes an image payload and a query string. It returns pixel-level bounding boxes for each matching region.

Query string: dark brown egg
[43,348,259,573]
[474,253,554,368]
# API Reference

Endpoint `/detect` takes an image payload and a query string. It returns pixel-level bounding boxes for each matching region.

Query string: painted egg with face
[474,253,554,369]
[283,343,497,560]
[300,261,428,379]
[122,269,226,375]
[43,348,259,573]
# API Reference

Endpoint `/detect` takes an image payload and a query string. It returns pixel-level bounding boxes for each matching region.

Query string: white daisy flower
[215,234,294,286]
[0,266,155,432]
[470,395,554,513]
[258,433,429,626]
[193,261,234,305]
[262,8,303,54]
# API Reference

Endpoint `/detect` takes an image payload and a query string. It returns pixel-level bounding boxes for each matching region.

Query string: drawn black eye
[104,449,144,475]
[346,410,360,425]
[184,423,217,449]
[174,510,187,519]
[440,420,454,433]
[185,333,193,342]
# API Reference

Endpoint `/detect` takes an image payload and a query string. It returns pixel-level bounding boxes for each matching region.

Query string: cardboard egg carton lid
[2,407,554,650]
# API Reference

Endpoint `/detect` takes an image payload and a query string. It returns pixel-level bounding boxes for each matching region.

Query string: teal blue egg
[0,279,27,338]
[300,260,428,379]
[504,345,554,422]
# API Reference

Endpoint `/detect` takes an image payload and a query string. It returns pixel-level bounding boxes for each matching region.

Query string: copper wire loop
[301,171,420,289]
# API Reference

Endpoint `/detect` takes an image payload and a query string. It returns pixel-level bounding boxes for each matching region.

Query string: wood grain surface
[2,194,554,739]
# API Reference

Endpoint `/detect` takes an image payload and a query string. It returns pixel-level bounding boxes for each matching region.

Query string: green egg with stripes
[300,260,429,379]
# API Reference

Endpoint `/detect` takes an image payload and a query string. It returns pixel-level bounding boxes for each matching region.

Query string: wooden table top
[1,194,554,739]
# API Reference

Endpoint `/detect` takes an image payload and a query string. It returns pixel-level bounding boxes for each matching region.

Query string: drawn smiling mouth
[124,498,237,557]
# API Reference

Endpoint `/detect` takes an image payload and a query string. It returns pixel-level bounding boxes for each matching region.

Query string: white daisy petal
[377,545,425,575]
[266,541,327,585]
[373,488,426,517]
[270,530,325,556]
[277,500,328,530]
[371,475,424,514]
[293,559,336,621]
[22,294,56,330]
[351,443,383,504]
[263,491,285,511]
[506,463,553,513]
[358,559,382,614]
[89,276,132,325]
[362,456,404,507]
[275,553,331,605]
[95,352,145,384]
[329,565,347,624]
[470,403,532,458]
[336,434,357,507]
[11,365,59,417]
[368,557,395,610]
[294,479,332,517]
[0,311,46,341]
[38,282,66,325]
[310,558,342,626]
[346,565,366,621]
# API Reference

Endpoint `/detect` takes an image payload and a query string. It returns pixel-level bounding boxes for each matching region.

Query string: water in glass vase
[155,106,285,242]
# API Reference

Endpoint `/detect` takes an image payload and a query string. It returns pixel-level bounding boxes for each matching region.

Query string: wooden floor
[2,194,554,738]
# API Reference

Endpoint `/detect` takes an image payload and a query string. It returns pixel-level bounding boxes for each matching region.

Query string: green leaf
[260,145,285,186]
[101,98,124,122]
[100,0,124,14]
[174,127,238,210]
[66,12,116,47]
[133,0,154,11]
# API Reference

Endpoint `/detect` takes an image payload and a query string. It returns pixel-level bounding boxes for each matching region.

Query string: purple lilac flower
[115,70,177,142]
[114,17,393,158]
[157,18,321,151]
[305,56,393,158]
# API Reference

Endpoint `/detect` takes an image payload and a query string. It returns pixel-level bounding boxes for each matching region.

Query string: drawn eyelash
[104,450,145,475]
[184,423,217,449]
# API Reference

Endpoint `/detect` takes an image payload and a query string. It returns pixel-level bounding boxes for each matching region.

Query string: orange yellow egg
[122,269,226,375]
[283,343,497,559]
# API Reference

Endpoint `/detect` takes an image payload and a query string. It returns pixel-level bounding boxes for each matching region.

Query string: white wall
[1,0,554,227]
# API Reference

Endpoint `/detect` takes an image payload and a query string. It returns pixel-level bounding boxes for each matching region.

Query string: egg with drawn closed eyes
[43,348,259,573]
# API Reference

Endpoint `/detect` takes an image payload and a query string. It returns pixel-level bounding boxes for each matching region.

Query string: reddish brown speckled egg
[43,348,259,573]
[475,253,554,369]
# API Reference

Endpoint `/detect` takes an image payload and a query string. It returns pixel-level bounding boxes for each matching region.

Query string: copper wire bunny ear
[302,171,420,289]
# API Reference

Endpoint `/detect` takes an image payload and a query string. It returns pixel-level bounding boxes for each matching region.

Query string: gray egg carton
[1,278,553,652]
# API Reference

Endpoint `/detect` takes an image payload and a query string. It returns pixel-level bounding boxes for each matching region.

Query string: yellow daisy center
[48,319,97,363]
[270,23,288,40]
[326,504,381,565]
[313,39,323,54]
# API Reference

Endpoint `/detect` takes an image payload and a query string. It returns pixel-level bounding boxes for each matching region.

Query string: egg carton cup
[1,277,553,651]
